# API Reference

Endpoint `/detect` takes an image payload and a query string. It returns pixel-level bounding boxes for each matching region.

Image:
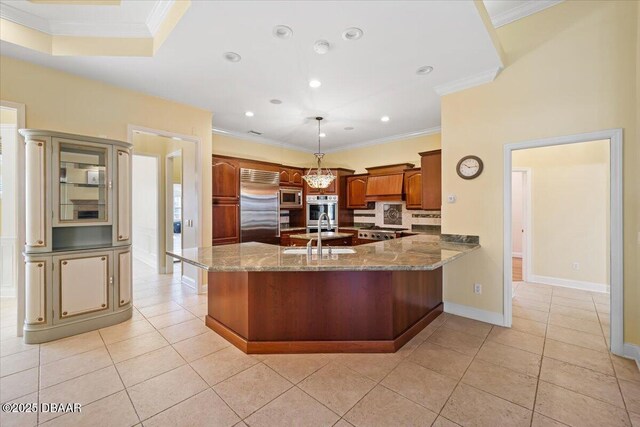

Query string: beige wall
[0,56,213,249]
[212,133,313,168]
[513,140,609,285]
[323,133,441,174]
[441,0,639,344]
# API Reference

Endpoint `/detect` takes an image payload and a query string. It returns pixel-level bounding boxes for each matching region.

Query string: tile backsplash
[353,202,441,230]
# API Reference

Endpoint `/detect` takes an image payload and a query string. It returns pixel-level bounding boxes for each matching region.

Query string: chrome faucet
[317,213,332,255]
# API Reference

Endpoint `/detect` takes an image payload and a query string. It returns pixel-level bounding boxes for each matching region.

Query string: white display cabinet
[20,130,133,344]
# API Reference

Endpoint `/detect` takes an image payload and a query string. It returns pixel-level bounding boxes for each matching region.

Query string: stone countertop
[280,226,307,232]
[289,232,353,241]
[167,234,479,272]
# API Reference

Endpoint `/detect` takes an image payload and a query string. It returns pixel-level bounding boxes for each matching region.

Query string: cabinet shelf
[60,161,106,168]
[60,182,104,187]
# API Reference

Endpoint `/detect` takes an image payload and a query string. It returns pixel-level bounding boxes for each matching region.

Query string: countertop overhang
[167,234,479,272]
[289,232,353,241]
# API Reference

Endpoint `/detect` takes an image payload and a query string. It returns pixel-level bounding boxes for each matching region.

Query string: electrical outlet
[473,283,482,294]
[447,194,457,203]
[571,262,580,271]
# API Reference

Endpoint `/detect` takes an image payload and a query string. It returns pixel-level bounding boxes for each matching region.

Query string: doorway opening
[166,149,183,274]
[504,129,623,356]
[132,154,160,270]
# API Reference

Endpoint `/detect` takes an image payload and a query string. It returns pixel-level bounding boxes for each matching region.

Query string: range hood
[364,163,414,202]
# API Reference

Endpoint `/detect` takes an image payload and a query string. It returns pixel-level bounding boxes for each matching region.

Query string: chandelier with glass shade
[302,117,335,189]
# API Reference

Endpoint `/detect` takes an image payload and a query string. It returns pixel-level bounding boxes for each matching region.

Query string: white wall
[132,155,159,268]
[511,171,524,257]
[0,108,18,297]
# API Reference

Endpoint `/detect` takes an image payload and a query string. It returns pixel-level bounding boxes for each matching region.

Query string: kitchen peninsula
[169,234,479,354]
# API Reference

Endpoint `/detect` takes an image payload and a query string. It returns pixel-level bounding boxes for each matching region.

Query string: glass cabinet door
[54,140,111,225]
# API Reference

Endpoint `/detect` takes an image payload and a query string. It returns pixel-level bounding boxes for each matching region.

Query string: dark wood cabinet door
[279,169,291,184]
[404,170,423,209]
[346,176,368,209]
[212,157,239,200]
[420,150,442,210]
[212,202,239,245]
[291,169,303,186]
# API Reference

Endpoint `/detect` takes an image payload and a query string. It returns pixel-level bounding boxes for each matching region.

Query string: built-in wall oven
[279,187,303,209]
[306,195,338,232]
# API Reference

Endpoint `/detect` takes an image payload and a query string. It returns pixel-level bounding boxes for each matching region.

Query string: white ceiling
[1,1,507,152]
[483,0,563,28]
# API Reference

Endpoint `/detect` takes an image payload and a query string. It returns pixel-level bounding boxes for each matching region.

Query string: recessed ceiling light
[313,40,330,55]
[344,126,354,131]
[270,99,282,104]
[380,116,390,122]
[309,79,322,88]
[416,65,434,75]
[273,25,293,39]
[342,27,363,41]
[223,52,241,62]
[319,132,326,138]
[245,111,254,117]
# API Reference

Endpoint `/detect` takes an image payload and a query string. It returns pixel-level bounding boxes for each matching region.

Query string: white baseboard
[444,301,504,326]
[529,274,608,293]
[623,343,640,368]
[181,275,198,291]
[512,252,522,258]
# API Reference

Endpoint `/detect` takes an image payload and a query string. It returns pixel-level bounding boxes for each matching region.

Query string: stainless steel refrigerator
[240,168,280,244]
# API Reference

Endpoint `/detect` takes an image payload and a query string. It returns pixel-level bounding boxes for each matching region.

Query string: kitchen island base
[205,268,443,353]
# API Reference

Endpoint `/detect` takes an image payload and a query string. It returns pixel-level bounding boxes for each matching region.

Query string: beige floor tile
[133,294,175,309]
[462,358,537,409]
[611,355,640,383]
[99,319,156,345]
[548,312,603,335]
[0,348,39,377]
[40,331,104,365]
[540,357,624,408]
[0,392,38,427]
[158,318,209,344]
[146,309,197,329]
[629,412,640,427]
[546,324,608,352]
[213,363,292,419]
[137,301,182,318]
[0,367,38,402]
[514,298,551,312]
[549,305,599,322]
[408,341,473,380]
[595,303,610,314]
[107,330,168,363]
[190,345,259,386]
[344,385,437,427]
[143,389,240,427]
[442,315,492,338]
[333,420,354,427]
[513,306,549,323]
[552,296,596,311]
[172,330,230,362]
[543,339,614,376]
[531,412,569,426]
[39,366,124,423]
[128,365,208,421]
[116,346,185,387]
[0,336,39,358]
[298,363,375,416]
[592,293,610,304]
[519,283,554,294]
[511,316,547,338]
[552,288,594,301]
[427,327,485,356]
[441,383,531,427]
[261,353,330,384]
[513,290,552,304]
[40,346,112,389]
[476,340,541,377]
[381,360,457,413]
[394,334,424,358]
[333,352,403,382]
[40,390,139,427]
[620,379,640,414]
[432,416,461,427]
[535,381,630,427]
[245,386,339,427]
[185,302,208,317]
[488,326,544,354]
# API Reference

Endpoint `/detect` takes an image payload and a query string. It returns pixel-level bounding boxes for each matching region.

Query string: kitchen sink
[283,248,356,255]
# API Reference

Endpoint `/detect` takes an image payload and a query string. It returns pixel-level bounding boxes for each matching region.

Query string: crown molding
[147,0,175,36]
[434,66,501,96]
[323,127,442,153]
[212,127,315,153]
[490,0,563,28]
[0,3,51,33]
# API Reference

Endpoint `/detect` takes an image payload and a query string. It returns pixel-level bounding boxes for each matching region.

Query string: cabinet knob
[37,317,43,322]
[62,311,68,316]
[37,240,43,245]
[62,261,67,265]
[120,299,125,304]
[118,152,123,156]
[37,263,43,268]
[101,304,106,308]
[37,142,42,147]
[101,257,106,261]
[118,235,123,239]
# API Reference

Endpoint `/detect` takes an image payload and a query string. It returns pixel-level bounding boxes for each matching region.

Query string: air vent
[248,130,262,136]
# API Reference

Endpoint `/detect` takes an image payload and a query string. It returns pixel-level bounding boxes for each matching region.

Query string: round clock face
[457,156,483,179]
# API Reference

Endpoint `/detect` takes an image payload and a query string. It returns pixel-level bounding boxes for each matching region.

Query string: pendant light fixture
[302,117,335,189]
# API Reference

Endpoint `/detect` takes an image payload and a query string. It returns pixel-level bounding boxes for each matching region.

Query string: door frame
[1,100,26,337]
[165,149,182,275]
[131,153,161,273]
[511,168,532,283]
[503,129,623,355]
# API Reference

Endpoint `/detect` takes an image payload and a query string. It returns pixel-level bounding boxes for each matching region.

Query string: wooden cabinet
[365,173,404,201]
[212,156,240,245]
[212,157,240,200]
[56,252,110,320]
[346,175,373,209]
[25,137,50,252]
[25,259,47,325]
[280,167,304,187]
[419,150,442,210]
[404,168,423,210]
[279,229,300,246]
[116,148,132,244]
[212,203,240,245]
[116,249,132,307]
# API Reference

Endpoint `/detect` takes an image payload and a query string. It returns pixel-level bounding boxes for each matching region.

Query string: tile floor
[1,264,638,426]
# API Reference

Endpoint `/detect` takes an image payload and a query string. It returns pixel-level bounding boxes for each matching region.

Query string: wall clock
[456,155,484,180]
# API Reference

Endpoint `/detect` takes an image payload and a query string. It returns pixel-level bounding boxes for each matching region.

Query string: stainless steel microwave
[279,187,303,209]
